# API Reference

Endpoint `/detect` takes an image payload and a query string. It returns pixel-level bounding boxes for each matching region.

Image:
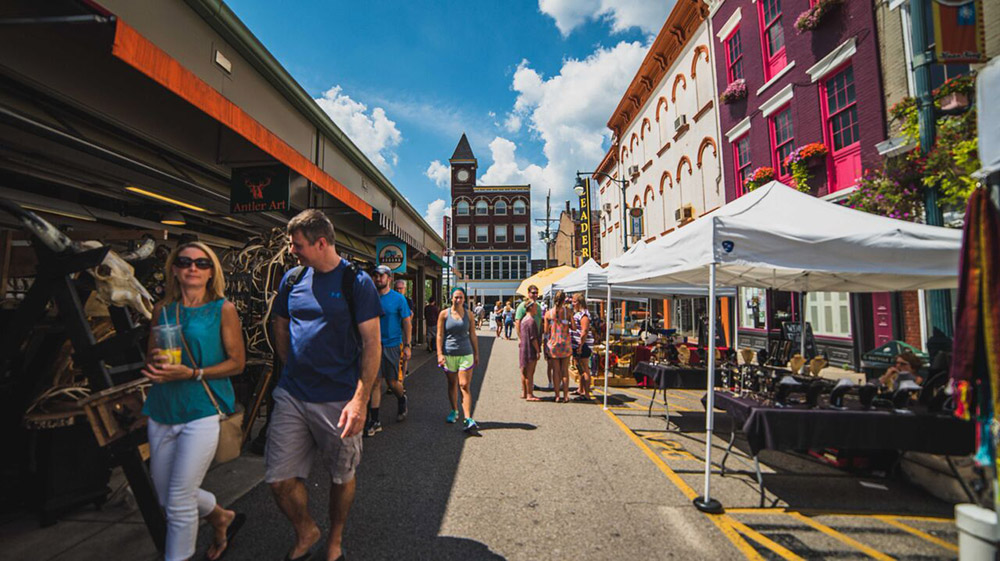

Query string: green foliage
[857,74,980,215]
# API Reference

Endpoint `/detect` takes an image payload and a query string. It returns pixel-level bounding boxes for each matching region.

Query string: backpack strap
[340,261,363,342]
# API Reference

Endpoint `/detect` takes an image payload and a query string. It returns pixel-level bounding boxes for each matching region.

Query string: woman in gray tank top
[436,287,480,431]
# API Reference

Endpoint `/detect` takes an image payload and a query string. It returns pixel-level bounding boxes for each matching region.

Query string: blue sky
[226,0,671,255]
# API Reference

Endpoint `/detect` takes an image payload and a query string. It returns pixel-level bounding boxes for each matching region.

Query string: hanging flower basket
[939,92,969,111]
[784,142,829,192]
[795,0,844,32]
[721,79,747,104]
[743,166,775,192]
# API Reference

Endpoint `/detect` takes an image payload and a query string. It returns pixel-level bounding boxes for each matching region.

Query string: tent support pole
[604,283,612,410]
[800,291,807,361]
[694,263,723,514]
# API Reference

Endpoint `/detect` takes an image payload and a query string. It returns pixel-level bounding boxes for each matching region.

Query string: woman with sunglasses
[142,242,246,561]
[437,287,481,431]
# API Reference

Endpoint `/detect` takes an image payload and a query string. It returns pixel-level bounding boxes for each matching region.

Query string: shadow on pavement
[473,421,537,432]
[203,336,506,560]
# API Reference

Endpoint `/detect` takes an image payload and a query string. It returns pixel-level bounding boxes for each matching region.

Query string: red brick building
[449,134,531,304]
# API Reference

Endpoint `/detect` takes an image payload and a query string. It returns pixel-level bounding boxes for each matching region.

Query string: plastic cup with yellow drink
[152,324,183,366]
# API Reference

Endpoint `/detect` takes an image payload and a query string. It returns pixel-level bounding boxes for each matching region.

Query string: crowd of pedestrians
[139,208,602,561]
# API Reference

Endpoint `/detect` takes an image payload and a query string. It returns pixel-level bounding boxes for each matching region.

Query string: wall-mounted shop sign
[577,178,593,260]
[376,236,407,273]
[231,165,289,214]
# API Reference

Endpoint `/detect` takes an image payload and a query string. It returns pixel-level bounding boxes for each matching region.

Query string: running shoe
[397,394,408,422]
[463,418,479,432]
[365,420,382,437]
[446,409,458,423]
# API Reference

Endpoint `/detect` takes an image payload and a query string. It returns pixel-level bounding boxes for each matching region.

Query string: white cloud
[539,0,671,36]
[425,160,451,189]
[481,41,648,259]
[486,42,646,199]
[422,199,451,239]
[315,86,402,175]
[503,113,522,133]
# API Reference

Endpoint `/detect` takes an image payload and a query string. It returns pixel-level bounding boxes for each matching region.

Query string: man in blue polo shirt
[365,265,411,437]
[267,209,382,561]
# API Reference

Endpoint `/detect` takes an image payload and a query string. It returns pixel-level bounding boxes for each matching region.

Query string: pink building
[707,0,889,366]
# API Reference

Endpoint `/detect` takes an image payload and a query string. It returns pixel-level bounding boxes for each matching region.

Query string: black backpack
[282,261,364,342]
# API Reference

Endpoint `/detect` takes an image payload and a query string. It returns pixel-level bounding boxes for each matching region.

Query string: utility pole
[910,0,953,336]
[534,189,559,270]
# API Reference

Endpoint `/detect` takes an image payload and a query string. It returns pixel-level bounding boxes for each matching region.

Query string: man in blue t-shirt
[365,265,412,436]
[267,209,382,561]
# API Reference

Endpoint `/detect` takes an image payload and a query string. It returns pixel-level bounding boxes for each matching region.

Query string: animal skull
[79,241,154,320]
[0,200,154,320]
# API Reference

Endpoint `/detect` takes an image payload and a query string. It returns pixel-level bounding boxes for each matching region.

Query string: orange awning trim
[111,20,372,220]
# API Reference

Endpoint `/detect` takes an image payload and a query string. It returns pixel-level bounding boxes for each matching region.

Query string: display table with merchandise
[703,391,975,506]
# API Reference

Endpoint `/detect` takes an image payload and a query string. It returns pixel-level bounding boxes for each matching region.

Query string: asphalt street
[200,329,744,561]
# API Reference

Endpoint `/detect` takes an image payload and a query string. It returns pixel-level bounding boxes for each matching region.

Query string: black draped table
[703,391,975,505]
[633,362,708,389]
[633,362,719,427]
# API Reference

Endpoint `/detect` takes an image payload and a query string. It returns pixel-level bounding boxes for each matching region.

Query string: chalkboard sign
[782,321,817,360]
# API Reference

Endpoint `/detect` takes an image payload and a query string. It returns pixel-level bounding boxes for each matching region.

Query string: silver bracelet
[195,368,204,381]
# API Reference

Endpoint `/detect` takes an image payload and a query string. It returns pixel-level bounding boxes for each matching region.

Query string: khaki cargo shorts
[265,386,362,485]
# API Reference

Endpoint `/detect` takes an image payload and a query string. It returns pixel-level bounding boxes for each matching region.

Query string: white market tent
[604,181,962,512]
[547,258,604,295]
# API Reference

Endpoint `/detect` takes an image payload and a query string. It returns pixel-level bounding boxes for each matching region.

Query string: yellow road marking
[875,516,958,553]
[727,507,953,524]
[726,517,807,561]
[602,407,767,560]
[786,512,895,560]
[610,386,698,411]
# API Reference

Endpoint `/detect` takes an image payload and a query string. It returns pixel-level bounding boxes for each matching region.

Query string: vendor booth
[604,181,963,513]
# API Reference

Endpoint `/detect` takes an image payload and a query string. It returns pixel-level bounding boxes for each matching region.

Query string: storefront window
[740,287,767,329]
[806,292,851,338]
[672,297,706,339]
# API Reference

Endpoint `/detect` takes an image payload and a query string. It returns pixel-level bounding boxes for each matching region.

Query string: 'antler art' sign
[231,165,290,214]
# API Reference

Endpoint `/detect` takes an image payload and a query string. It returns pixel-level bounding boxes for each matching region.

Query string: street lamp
[575,171,639,253]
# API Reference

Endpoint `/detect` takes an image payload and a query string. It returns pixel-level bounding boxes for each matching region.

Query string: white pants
[148,415,220,561]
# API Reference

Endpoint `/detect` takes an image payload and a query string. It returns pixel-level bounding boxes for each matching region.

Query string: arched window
[494,200,507,215]
[475,200,489,215]
[512,199,527,215]
[456,200,470,216]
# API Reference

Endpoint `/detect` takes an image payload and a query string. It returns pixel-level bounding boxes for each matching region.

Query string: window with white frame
[456,201,470,216]
[475,225,488,243]
[806,292,851,338]
[495,200,507,215]
[513,224,526,242]
[494,225,507,243]
[456,225,469,243]
[512,199,527,215]
[475,200,489,215]
[740,287,767,329]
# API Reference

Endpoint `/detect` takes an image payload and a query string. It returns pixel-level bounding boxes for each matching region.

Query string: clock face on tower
[456,169,470,182]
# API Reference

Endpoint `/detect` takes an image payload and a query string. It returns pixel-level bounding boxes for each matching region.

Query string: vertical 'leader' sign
[231,165,290,214]
[578,177,593,260]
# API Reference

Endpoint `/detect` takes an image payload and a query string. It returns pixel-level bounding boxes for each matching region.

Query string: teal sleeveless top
[142,299,237,424]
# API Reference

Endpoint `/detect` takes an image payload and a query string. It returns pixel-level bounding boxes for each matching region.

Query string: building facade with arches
[448,134,531,305]
[592,0,729,341]
[595,3,724,265]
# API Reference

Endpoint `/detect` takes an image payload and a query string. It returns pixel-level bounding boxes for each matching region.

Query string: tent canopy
[548,259,604,295]
[611,182,962,293]
[517,265,575,297]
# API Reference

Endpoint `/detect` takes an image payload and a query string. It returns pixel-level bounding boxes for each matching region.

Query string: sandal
[207,512,246,560]
[526,396,542,402]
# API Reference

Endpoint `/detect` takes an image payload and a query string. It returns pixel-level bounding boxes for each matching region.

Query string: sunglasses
[894,360,910,367]
[173,256,213,270]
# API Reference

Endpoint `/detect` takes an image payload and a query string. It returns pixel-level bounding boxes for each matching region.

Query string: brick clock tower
[448,134,531,305]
